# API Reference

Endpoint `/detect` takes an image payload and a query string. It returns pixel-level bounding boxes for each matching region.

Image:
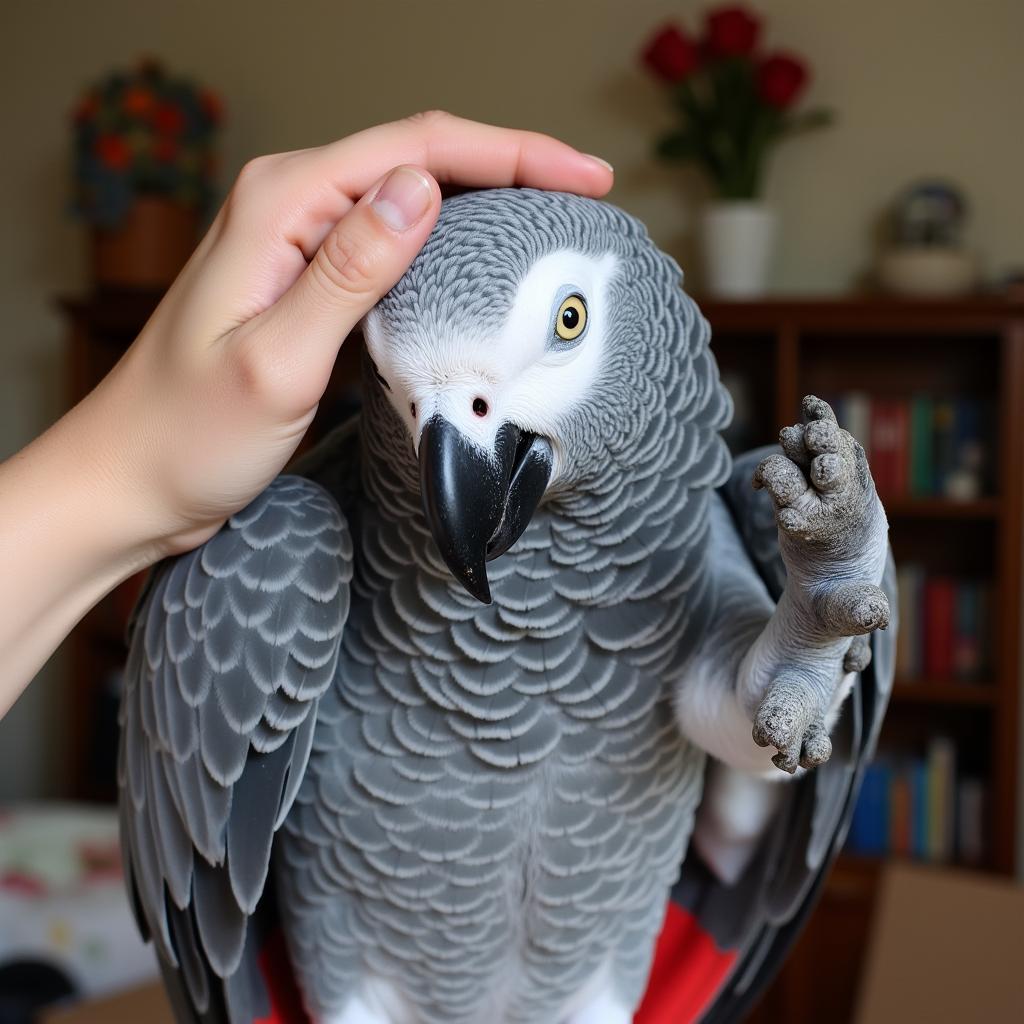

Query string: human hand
[81,111,613,562]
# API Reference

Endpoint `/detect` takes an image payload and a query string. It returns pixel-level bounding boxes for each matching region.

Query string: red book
[890,770,912,856]
[924,577,956,678]
[870,399,908,499]
[870,403,891,497]
[891,401,910,497]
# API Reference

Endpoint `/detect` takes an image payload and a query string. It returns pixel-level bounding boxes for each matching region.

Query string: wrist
[0,396,162,704]
[37,376,166,592]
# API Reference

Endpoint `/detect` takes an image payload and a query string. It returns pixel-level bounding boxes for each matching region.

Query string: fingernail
[584,153,614,174]
[371,166,433,232]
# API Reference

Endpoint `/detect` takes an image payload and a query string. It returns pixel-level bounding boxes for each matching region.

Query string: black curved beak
[419,417,553,604]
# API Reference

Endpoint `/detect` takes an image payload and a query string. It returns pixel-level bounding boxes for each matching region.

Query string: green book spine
[910,395,933,497]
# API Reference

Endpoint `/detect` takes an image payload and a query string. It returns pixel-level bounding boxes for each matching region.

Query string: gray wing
[118,475,353,1024]
[677,446,895,1023]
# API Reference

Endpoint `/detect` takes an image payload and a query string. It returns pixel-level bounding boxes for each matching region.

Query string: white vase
[700,201,777,298]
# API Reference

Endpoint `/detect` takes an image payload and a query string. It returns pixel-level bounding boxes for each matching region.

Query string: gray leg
[744,396,889,773]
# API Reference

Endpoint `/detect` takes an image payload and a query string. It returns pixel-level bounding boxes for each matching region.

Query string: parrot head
[363,188,724,604]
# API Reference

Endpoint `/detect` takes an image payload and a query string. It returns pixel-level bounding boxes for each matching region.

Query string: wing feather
[118,475,352,1022]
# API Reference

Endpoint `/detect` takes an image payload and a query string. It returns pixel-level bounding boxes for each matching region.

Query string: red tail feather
[257,929,309,1024]
[633,903,737,1024]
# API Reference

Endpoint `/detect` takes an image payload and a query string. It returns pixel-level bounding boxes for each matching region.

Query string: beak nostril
[410,402,417,418]
[472,398,489,418]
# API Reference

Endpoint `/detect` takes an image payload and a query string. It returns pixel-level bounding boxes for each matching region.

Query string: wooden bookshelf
[703,296,1024,1024]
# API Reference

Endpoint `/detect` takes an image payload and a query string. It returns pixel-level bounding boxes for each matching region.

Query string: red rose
[95,133,131,170]
[704,6,761,57]
[154,102,185,135]
[757,53,809,109]
[642,24,699,83]
[199,88,224,125]
[153,136,179,163]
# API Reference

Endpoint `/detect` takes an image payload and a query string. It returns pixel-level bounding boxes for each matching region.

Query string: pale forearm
[0,389,157,714]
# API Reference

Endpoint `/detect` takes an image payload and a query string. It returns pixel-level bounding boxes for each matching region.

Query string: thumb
[248,165,440,402]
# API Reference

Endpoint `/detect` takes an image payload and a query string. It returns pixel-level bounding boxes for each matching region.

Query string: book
[890,767,912,856]
[891,401,910,496]
[946,399,984,501]
[956,777,986,866]
[895,563,925,680]
[932,399,957,497]
[910,759,929,859]
[850,761,890,855]
[909,395,934,497]
[927,737,956,862]
[924,577,956,679]
[871,400,907,498]
[842,391,872,460]
[953,582,982,681]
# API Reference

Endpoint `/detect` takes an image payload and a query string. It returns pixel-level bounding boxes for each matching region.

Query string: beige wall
[1,0,1023,796]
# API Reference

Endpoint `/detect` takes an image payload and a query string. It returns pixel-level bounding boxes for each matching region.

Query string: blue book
[850,762,891,855]
[870,761,892,854]
[946,399,984,500]
[849,764,878,853]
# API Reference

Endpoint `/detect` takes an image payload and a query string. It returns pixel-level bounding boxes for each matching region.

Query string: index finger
[319,110,614,199]
[203,112,614,313]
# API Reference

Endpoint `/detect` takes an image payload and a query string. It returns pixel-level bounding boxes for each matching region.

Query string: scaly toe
[753,454,808,506]
[780,424,811,467]
[753,676,813,751]
[815,581,891,635]
[810,452,845,493]
[850,591,890,632]
[843,635,872,673]
[802,395,838,424]
[772,749,801,774]
[804,419,841,454]
[800,721,833,768]
[777,507,810,535]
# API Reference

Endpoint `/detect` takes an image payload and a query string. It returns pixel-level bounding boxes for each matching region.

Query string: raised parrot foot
[750,395,890,774]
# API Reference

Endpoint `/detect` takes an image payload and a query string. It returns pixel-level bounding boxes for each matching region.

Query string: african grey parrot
[118,187,895,1024]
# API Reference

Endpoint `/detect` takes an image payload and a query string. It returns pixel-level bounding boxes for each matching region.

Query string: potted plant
[641,6,832,297]
[70,59,223,289]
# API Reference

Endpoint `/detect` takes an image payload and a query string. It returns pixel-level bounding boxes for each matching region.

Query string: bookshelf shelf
[706,297,1024,1024]
[891,681,999,706]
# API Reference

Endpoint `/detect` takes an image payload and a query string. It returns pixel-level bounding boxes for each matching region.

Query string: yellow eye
[555,295,587,342]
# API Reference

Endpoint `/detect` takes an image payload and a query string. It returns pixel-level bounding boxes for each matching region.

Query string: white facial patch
[364,250,618,483]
